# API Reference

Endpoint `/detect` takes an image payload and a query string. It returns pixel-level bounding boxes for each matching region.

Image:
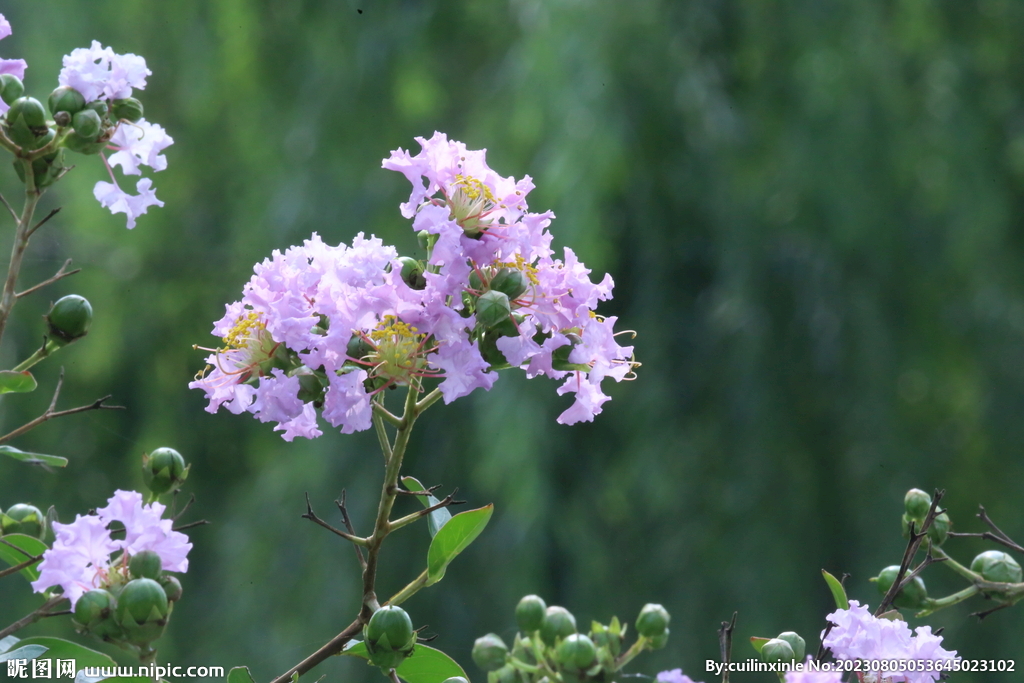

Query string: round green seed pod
[635,603,670,638]
[874,565,929,609]
[63,131,108,155]
[489,268,529,300]
[471,633,508,672]
[540,606,577,646]
[904,489,932,521]
[397,256,426,290]
[555,634,597,671]
[158,574,183,602]
[0,74,25,105]
[971,550,1023,584]
[647,628,669,650]
[46,294,93,345]
[86,100,109,119]
[364,605,416,671]
[2,503,45,538]
[129,550,163,580]
[111,97,143,123]
[7,96,46,128]
[73,589,123,640]
[142,447,188,495]
[515,594,547,633]
[476,290,511,330]
[760,638,795,664]
[776,632,806,661]
[72,108,103,141]
[48,86,86,117]
[116,578,169,646]
[927,511,950,546]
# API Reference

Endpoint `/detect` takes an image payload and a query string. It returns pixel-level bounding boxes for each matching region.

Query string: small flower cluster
[0,14,171,228]
[191,133,636,439]
[822,601,957,683]
[31,490,191,604]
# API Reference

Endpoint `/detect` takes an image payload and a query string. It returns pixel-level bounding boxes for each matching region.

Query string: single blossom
[821,601,957,683]
[31,490,191,605]
[107,119,173,175]
[93,177,164,229]
[58,41,150,103]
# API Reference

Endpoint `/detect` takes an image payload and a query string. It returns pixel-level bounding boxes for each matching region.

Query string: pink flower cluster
[0,15,27,113]
[822,601,957,683]
[190,134,635,439]
[31,490,191,604]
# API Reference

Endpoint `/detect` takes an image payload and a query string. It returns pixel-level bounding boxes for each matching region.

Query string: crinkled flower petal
[59,40,150,102]
[93,177,163,229]
[656,670,702,683]
[107,119,173,175]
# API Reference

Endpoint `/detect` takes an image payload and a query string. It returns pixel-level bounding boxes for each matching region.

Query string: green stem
[0,167,42,349]
[914,586,980,618]
[361,385,421,616]
[614,636,648,670]
[415,388,443,413]
[385,569,429,607]
[11,342,54,372]
[929,545,984,582]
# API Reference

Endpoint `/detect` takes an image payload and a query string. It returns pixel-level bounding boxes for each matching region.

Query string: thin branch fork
[302,493,368,546]
[0,192,16,221]
[0,537,43,579]
[972,602,1012,621]
[16,257,80,299]
[335,490,366,569]
[948,506,1024,554]
[394,484,442,497]
[876,489,945,616]
[26,207,61,239]
[0,370,125,446]
[0,595,67,640]
[717,612,737,683]
[172,519,210,532]
[388,489,464,533]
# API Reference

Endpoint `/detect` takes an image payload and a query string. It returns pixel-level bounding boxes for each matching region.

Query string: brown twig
[0,370,124,445]
[268,617,363,683]
[0,553,42,579]
[172,519,210,532]
[971,603,1012,621]
[876,490,945,616]
[172,493,196,521]
[0,595,67,640]
[717,612,736,683]
[26,207,61,238]
[0,192,16,221]
[303,493,367,546]
[336,490,367,570]
[394,484,442,497]
[16,258,80,298]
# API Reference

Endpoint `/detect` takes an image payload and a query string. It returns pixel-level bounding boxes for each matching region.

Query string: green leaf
[749,636,771,654]
[0,636,20,654]
[426,504,493,585]
[401,476,452,537]
[342,641,468,683]
[0,370,37,394]
[0,533,48,582]
[0,644,47,663]
[822,569,850,610]
[0,445,68,468]
[14,637,115,670]
[227,666,257,683]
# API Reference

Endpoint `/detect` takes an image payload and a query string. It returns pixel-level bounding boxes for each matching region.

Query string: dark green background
[2,0,1023,681]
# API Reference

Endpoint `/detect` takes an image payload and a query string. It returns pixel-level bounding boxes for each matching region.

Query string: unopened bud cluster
[759,631,806,665]
[900,488,950,546]
[471,595,669,683]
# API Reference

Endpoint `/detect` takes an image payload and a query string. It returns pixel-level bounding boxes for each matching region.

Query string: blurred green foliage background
[2,0,1024,680]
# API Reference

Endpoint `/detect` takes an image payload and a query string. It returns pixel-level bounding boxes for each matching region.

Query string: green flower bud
[635,603,670,638]
[158,574,183,602]
[86,100,109,119]
[296,368,326,406]
[971,550,1023,584]
[873,565,928,610]
[115,578,169,646]
[555,634,597,671]
[776,632,806,661]
[417,229,431,251]
[111,97,143,123]
[490,664,519,683]
[364,605,416,671]
[476,290,511,330]
[540,606,577,646]
[489,268,529,301]
[647,628,669,650]
[469,269,483,291]
[0,74,25,105]
[48,86,86,117]
[142,447,189,495]
[129,550,163,580]
[63,131,107,155]
[472,633,508,672]
[515,594,547,633]
[397,256,427,290]
[510,634,537,666]
[346,334,374,363]
[478,332,511,371]
[72,108,103,141]
[760,638,795,664]
[46,294,93,346]
[590,620,624,657]
[904,489,932,521]
[7,96,46,128]
[73,589,123,640]
[1,503,45,538]
[927,511,950,546]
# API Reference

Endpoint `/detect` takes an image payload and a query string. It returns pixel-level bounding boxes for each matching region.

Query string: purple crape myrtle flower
[191,136,638,439]
[0,14,27,114]
[657,669,702,683]
[31,490,191,605]
[821,600,957,683]
[57,41,171,229]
